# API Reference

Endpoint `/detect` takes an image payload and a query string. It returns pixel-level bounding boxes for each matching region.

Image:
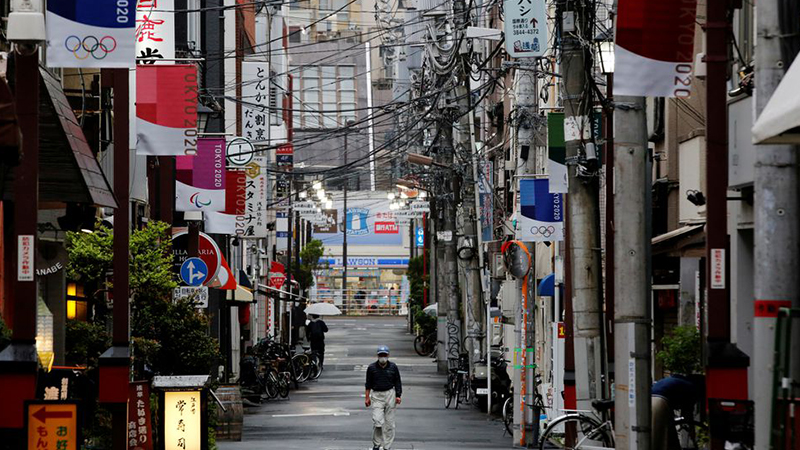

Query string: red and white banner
[614,0,698,97]
[136,65,198,155]
[175,137,226,212]
[204,170,247,235]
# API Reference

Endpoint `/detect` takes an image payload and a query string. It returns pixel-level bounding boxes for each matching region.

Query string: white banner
[136,0,175,63]
[242,61,270,145]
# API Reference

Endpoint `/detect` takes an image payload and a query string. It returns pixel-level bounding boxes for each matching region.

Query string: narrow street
[219,316,509,450]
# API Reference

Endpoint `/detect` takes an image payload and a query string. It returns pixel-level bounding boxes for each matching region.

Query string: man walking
[306,314,328,369]
[365,345,402,450]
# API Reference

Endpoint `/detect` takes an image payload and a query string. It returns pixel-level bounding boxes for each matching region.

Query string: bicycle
[538,399,615,450]
[503,374,545,436]
[444,354,469,409]
[414,331,437,357]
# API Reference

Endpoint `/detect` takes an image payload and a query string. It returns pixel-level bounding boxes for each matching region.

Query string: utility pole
[441,122,461,371]
[343,128,349,303]
[561,0,603,413]
[613,95,651,450]
[753,0,800,447]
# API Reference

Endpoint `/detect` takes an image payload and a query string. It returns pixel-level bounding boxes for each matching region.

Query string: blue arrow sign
[180,257,208,286]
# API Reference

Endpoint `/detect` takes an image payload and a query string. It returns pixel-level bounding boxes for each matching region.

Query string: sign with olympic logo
[529,226,557,238]
[65,35,118,60]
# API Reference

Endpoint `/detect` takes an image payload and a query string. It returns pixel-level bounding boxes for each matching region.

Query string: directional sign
[504,0,549,58]
[181,257,208,286]
[173,286,209,308]
[27,402,78,450]
[416,227,425,247]
[172,231,222,286]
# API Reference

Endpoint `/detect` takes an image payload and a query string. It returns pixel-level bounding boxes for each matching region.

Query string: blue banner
[515,178,564,242]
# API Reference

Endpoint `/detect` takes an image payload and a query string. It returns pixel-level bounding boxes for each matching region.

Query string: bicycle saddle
[592,399,615,412]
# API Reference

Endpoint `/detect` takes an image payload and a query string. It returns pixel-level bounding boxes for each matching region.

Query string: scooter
[470,356,512,413]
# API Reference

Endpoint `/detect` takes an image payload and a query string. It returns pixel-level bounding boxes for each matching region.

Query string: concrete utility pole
[613,95,651,450]
[441,122,461,370]
[561,1,603,412]
[753,0,800,447]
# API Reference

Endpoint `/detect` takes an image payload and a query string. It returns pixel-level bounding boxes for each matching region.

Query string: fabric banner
[46,1,136,68]
[127,381,153,450]
[515,178,564,242]
[204,170,247,235]
[136,65,198,155]
[176,138,226,212]
[242,61,270,146]
[614,0,698,97]
[547,113,568,193]
[477,159,494,242]
[135,0,175,63]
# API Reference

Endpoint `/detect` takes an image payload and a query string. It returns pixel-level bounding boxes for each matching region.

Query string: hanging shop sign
[240,157,269,238]
[127,381,153,450]
[614,0,698,97]
[171,230,222,286]
[46,0,136,68]
[547,113,568,193]
[136,65,198,156]
[242,61,270,146]
[135,0,175,63]
[176,137,226,212]
[226,137,255,167]
[204,169,247,235]
[503,0,548,58]
[164,391,201,450]
[515,178,564,242]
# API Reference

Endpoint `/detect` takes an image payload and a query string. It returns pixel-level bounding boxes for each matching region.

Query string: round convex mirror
[503,241,530,279]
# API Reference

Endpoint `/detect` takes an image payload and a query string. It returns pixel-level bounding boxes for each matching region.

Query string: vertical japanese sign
[478,160,494,242]
[276,144,293,199]
[547,113,568,193]
[204,170,247,235]
[503,0,548,58]
[242,62,270,145]
[711,248,725,289]
[241,157,269,238]
[18,235,33,281]
[127,382,153,450]
[614,0,698,97]
[176,137,227,212]
[136,0,176,63]
[515,178,564,242]
[136,65,198,156]
[26,402,78,450]
[46,0,136,68]
[164,391,201,450]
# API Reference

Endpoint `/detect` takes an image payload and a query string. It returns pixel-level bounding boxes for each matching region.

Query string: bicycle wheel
[278,376,290,398]
[539,414,614,450]
[265,371,279,399]
[674,417,707,450]
[424,333,437,356]
[444,374,456,409]
[455,376,462,409]
[503,397,514,436]
[308,359,321,380]
[414,335,429,356]
[292,354,309,383]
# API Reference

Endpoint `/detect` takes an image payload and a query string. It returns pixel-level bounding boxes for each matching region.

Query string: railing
[309,288,409,316]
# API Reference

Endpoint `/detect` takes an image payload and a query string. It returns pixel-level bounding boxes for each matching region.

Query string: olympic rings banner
[614,0,698,97]
[46,0,136,68]
[515,178,564,242]
[136,65,198,156]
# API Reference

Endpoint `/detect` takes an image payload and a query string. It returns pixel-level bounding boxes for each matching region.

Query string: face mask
[378,356,388,364]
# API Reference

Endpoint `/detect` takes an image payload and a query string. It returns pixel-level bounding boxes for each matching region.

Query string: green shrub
[656,325,702,375]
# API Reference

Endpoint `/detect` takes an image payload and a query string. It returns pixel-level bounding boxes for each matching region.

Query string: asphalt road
[218,316,512,450]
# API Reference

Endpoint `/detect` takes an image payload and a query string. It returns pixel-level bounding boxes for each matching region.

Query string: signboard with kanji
[26,402,79,450]
[503,0,549,58]
[136,0,175,63]
[164,391,201,450]
[242,62,270,145]
[128,382,153,450]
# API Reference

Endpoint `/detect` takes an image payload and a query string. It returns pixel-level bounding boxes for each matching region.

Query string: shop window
[66,282,88,321]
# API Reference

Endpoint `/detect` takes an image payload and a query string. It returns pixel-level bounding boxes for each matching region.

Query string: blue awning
[538,273,555,297]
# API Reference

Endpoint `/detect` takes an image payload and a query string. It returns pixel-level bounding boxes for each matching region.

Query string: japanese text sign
[127,382,153,450]
[27,402,78,450]
[46,0,137,68]
[164,391,201,450]
[136,65,198,156]
[242,61,270,145]
[503,0,548,58]
[136,0,176,63]
[18,235,34,281]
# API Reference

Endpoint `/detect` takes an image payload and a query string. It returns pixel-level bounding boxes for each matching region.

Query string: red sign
[172,230,222,286]
[136,65,198,156]
[127,381,153,450]
[754,300,792,318]
[277,144,294,155]
[374,222,399,234]
[269,261,286,290]
[557,322,566,339]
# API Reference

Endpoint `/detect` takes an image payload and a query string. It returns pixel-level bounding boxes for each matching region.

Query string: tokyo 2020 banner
[175,137,226,212]
[614,0,698,97]
[136,65,198,156]
[46,0,136,68]
[515,178,564,242]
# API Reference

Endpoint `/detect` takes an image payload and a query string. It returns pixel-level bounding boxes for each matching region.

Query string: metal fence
[310,288,409,316]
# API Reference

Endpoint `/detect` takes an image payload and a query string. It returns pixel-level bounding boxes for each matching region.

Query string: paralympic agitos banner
[136,65,198,155]
[46,0,136,68]
[175,138,226,212]
[614,0,698,97]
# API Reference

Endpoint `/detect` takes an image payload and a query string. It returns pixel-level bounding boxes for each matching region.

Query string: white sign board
[395,210,425,219]
[503,0,549,58]
[711,248,725,289]
[173,286,209,308]
[410,201,430,212]
[18,235,33,281]
[242,61,270,146]
[437,231,453,242]
[136,0,175,63]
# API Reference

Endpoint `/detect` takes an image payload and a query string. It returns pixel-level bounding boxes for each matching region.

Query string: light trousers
[370,388,397,449]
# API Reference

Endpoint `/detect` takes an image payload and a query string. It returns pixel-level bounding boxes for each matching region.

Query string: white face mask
[378,356,389,364]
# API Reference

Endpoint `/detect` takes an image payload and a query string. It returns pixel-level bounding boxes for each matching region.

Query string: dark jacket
[365,361,402,397]
[306,319,328,348]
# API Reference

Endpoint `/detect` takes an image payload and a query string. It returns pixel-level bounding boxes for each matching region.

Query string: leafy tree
[656,325,702,375]
[292,239,326,294]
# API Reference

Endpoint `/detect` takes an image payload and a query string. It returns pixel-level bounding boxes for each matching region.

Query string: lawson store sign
[322,258,409,268]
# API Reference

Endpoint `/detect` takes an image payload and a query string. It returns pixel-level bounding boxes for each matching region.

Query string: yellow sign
[164,391,201,450]
[27,403,78,450]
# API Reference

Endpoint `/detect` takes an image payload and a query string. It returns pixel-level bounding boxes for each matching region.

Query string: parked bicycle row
[237,335,323,403]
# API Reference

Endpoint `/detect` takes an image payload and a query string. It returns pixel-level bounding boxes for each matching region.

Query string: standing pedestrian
[365,345,402,450]
[306,314,328,369]
[291,301,307,347]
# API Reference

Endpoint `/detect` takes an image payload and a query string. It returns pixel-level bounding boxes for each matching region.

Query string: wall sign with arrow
[26,402,79,450]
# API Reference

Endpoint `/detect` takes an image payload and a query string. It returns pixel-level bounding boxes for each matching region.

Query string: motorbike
[470,356,512,413]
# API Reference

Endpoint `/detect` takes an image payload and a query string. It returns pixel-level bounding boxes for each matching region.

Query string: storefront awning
[752,56,800,144]
[651,223,705,257]
[538,273,555,297]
